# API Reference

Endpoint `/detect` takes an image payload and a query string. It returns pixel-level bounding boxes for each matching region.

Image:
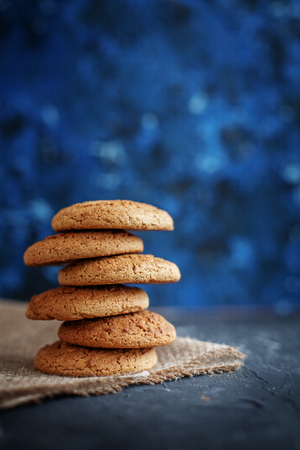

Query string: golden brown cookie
[26,285,149,321]
[23,230,143,266]
[51,200,174,232]
[58,254,181,286]
[34,340,157,377]
[58,310,177,348]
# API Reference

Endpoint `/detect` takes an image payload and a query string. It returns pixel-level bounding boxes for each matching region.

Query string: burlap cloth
[0,300,246,410]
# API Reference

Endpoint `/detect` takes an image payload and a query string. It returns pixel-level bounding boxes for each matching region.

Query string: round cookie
[58,254,181,286]
[26,285,149,321]
[51,200,174,232]
[24,230,143,266]
[58,310,177,348]
[34,340,157,377]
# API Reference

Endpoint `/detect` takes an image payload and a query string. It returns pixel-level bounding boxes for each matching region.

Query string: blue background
[0,0,300,311]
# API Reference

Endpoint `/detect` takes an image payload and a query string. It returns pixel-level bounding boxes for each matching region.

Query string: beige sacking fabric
[0,300,246,410]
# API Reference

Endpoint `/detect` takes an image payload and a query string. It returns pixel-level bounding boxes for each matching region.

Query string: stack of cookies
[24,200,181,377]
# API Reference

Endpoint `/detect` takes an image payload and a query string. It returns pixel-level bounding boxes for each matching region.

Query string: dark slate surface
[0,0,300,310]
[1,311,300,450]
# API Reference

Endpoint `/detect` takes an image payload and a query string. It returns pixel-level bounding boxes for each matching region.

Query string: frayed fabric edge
[0,358,245,410]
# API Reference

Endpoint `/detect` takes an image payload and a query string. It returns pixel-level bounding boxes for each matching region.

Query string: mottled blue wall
[1,0,300,310]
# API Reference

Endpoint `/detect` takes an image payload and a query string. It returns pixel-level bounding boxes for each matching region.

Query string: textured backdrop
[0,0,300,310]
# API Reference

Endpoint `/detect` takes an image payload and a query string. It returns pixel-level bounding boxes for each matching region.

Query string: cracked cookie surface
[24,230,143,266]
[58,310,177,348]
[58,254,181,286]
[26,285,149,321]
[34,340,158,377]
[51,200,174,231]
